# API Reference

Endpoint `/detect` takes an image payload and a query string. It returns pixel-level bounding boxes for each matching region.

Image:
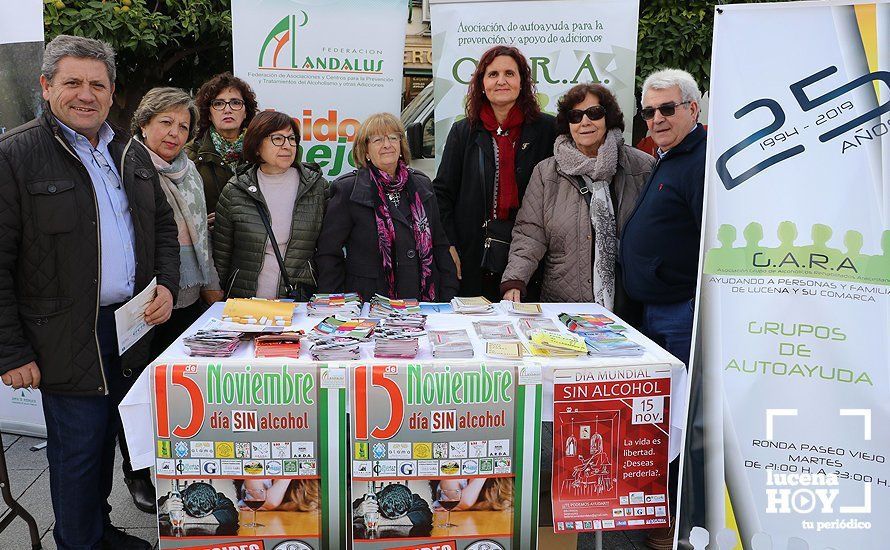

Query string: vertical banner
[231,0,407,180]
[0,0,43,135]
[429,0,639,162]
[152,362,348,550]
[0,0,45,437]
[552,365,671,534]
[684,1,890,548]
[350,362,542,550]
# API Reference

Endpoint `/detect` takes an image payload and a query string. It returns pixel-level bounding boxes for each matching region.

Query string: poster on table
[349,362,542,550]
[231,0,407,180]
[552,365,671,533]
[681,1,890,548]
[429,0,640,162]
[152,361,348,550]
[0,0,45,438]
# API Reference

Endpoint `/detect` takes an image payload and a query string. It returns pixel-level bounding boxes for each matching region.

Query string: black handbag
[478,144,513,274]
[254,199,317,301]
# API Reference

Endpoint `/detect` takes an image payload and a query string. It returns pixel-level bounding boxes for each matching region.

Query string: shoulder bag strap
[574,175,593,208]
[253,199,297,296]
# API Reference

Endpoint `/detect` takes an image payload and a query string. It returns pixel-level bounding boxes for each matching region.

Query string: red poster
[552,365,672,533]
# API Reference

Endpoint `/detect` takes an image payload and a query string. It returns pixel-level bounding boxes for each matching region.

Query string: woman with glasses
[213,111,326,300]
[315,113,458,301]
[501,83,655,314]
[185,72,258,221]
[433,45,556,301]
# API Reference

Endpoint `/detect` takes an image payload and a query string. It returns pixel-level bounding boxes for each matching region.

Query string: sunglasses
[210,99,245,111]
[639,101,691,120]
[567,105,606,124]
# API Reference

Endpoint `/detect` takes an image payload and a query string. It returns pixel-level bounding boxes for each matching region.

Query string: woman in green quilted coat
[212,111,326,300]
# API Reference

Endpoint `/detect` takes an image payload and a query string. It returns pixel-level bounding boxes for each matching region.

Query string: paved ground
[0,432,650,549]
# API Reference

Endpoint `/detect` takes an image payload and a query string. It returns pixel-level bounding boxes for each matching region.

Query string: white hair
[642,68,701,105]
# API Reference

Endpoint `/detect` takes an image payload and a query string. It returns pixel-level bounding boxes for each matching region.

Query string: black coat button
[406,249,416,259]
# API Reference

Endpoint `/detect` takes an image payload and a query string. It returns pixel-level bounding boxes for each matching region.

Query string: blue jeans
[41,305,134,550]
[642,299,694,367]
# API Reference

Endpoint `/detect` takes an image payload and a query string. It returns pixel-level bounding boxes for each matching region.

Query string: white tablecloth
[120,302,687,470]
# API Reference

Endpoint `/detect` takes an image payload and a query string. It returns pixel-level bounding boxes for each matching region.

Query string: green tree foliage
[44,0,233,126]
[637,0,795,92]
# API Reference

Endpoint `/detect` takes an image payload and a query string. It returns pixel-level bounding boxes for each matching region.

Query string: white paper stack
[309,336,362,360]
[182,330,242,357]
[429,329,474,358]
[450,296,495,314]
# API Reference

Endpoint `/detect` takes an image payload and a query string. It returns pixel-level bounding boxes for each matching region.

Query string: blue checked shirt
[56,119,136,305]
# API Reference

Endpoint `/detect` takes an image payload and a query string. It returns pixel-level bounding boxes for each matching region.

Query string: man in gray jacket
[0,35,179,549]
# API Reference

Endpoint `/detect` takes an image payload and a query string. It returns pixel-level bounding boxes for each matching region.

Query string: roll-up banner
[349,362,543,550]
[231,0,407,180]
[0,0,46,438]
[152,362,348,550]
[429,0,640,165]
[683,1,890,548]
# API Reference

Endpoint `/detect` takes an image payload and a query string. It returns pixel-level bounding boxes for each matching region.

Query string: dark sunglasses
[639,101,691,120]
[567,105,606,124]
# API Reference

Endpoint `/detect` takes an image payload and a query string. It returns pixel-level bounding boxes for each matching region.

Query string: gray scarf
[140,141,221,307]
[553,128,622,310]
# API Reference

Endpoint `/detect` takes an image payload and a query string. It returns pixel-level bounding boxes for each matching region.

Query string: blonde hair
[277,479,320,512]
[352,112,411,168]
[471,478,514,511]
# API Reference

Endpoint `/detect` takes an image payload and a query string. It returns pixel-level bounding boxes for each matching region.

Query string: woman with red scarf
[433,45,557,300]
[316,113,459,302]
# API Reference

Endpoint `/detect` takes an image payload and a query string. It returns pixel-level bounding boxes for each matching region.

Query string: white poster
[0,0,45,438]
[231,0,407,180]
[430,0,640,162]
[685,1,890,548]
[0,0,43,136]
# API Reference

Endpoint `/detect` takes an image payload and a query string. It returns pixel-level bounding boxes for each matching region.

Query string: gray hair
[42,34,116,85]
[131,87,198,139]
[642,68,702,105]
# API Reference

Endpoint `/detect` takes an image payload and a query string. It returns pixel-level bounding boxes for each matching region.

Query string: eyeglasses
[210,99,245,111]
[268,134,297,147]
[639,101,691,120]
[567,105,606,124]
[368,134,401,146]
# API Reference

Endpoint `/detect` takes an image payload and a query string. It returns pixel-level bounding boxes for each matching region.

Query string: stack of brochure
[558,312,627,333]
[309,336,362,360]
[525,330,588,357]
[254,331,304,358]
[583,331,645,357]
[312,315,378,340]
[183,330,243,357]
[374,327,424,358]
[484,340,527,359]
[429,329,474,358]
[558,312,643,357]
[450,296,495,314]
[368,294,421,317]
[307,293,363,317]
[379,313,427,330]
[472,320,517,340]
[517,317,561,337]
[501,301,544,315]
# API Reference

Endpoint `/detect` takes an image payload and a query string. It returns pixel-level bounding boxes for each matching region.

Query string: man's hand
[206,212,216,231]
[1,361,41,389]
[145,285,174,325]
[449,246,462,280]
[503,289,521,302]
